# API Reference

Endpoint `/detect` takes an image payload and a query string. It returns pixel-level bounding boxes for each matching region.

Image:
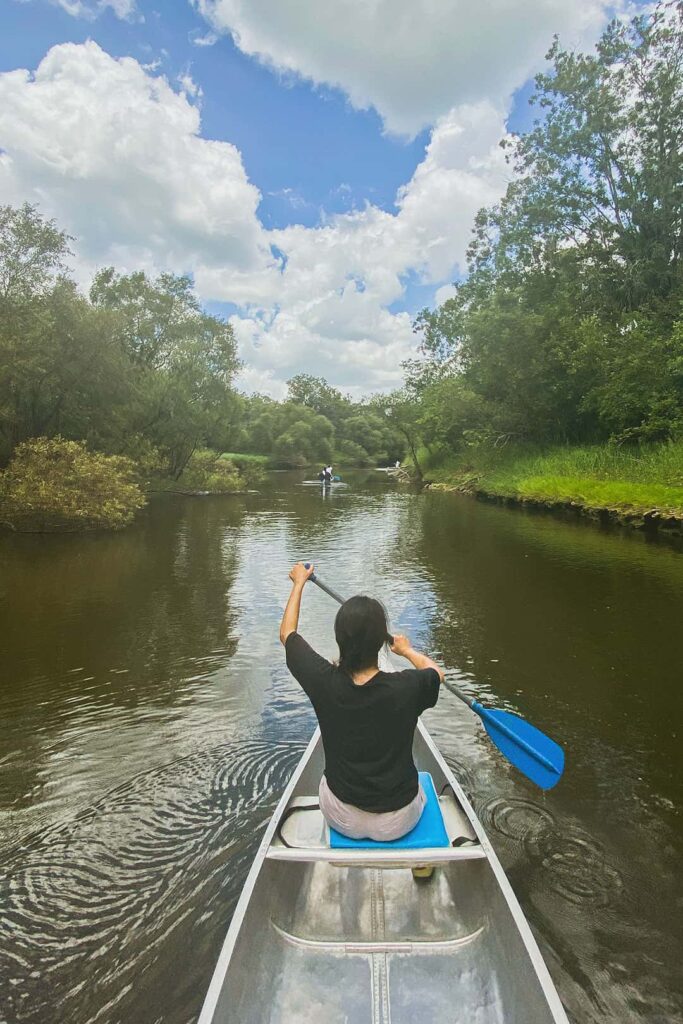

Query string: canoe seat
[268,773,482,864]
[330,772,449,850]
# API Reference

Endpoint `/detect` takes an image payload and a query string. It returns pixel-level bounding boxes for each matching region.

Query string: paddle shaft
[306,572,346,606]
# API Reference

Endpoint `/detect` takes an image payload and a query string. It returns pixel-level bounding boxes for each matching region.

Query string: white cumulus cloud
[207,102,509,393]
[0,42,268,278]
[194,0,613,135]
[50,0,139,20]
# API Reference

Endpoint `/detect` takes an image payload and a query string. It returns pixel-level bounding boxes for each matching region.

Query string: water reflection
[0,496,245,849]
[412,493,681,802]
[0,474,681,1023]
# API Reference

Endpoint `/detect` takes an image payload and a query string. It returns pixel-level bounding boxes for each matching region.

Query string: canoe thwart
[270,918,488,954]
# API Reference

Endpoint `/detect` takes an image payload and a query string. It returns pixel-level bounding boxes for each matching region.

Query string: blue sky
[1,2,432,226]
[0,0,623,394]
[1,0,540,231]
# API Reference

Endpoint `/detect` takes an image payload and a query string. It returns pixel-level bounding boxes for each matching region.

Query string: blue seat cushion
[329,772,450,849]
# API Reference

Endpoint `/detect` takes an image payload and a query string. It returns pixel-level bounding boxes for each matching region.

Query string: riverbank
[419,442,683,535]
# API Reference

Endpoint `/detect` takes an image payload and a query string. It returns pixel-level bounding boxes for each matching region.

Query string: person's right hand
[390,633,413,658]
[289,562,314,586]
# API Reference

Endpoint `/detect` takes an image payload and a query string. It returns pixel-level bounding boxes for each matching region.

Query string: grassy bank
[420,442,683,530]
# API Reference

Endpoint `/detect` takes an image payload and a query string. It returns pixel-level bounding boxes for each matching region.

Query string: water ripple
[0,739,304,1024]
[526,827,624,908]
[479,796,624,910]
[479,795,556,843]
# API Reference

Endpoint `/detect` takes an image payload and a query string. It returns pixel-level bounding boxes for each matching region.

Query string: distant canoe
[300,480,348,487]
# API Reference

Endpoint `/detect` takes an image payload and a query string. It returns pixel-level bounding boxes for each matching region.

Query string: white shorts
[319,774,426,842]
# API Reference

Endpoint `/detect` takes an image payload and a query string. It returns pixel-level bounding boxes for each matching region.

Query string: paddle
[303,565,565,791]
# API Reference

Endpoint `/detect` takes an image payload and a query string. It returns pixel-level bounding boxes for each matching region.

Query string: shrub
[177,450,244,492]
[0,437,146,532]
[217,452,267,487]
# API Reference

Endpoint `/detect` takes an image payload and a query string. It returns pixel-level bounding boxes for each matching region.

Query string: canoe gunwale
[197,728,321,1024]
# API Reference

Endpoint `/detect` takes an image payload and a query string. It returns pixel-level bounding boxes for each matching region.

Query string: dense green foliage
[0,437,146,531]
[163,449,244,494]
[234,374,404,467]
[411,6,683,452]
[0,204,241,484]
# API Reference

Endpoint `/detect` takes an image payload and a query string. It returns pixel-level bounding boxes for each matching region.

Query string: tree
[90,269,241,477]
[373,391,424,478]
[285,373,351,432]
[0,212,133,465]
[0,203,71,302]
[482,4,683,311]
[576,312,683,441]
[287,374,344,413]
[413,4,683,448]
[416,375,492,451]
[271,406,335,466]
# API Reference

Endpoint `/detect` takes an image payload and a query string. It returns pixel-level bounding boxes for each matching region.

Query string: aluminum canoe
[198,720,569,1024]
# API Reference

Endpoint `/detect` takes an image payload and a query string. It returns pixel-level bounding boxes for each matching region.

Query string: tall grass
[493,442,683,486]
[218,452,270,466]
[422,440,683,516]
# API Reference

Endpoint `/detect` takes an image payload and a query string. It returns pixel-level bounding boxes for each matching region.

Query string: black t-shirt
[285,631,440,812]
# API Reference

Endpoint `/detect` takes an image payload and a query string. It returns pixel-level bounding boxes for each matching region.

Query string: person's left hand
[289,562,314,586]
[390,633,413,658]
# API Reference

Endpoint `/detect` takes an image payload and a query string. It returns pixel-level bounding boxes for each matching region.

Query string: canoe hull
[198,722,568,1024]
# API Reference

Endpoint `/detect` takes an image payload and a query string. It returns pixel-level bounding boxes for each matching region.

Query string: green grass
[218,452,270,466]
[421,440,683,520]
[515,477,683,514]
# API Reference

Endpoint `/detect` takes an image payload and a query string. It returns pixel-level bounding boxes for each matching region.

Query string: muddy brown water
[0,472,681,1023]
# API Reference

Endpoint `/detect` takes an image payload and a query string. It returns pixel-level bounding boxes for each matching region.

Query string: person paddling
[280,562,444,841]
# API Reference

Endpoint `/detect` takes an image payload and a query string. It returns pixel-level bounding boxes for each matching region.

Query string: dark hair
[334,595,389,674]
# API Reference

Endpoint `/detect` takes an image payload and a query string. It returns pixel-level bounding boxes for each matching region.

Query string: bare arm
[390,633,445,682]
[279,562,315,645]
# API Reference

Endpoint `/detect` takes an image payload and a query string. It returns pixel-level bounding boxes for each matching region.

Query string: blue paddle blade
[473,702,565,790]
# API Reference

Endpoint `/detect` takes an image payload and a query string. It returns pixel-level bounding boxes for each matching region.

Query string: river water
[0,472,681,1024]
